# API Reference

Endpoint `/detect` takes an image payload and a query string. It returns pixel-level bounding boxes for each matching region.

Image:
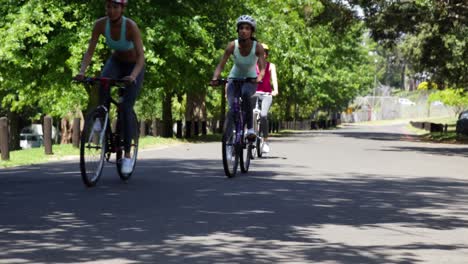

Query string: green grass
[0,134,222,168]
[139,136,184,149]
[410,116,457,125]
[353,118,414,126]
[353,116,458,127]
[406,116,468,144]
[0,144,80,168]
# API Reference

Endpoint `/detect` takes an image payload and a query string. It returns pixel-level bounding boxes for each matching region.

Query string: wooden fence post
[140,120,147,137]
[176,120,183,138]
[194,120,200,136]
[72,118,80,148]
[151,119,158,137]
[185,120,192,138]
[43,115,53,155]
[0,117,9,161]
[202,121,207,135]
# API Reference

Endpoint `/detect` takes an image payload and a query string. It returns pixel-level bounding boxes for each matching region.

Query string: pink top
[256,62,271,93]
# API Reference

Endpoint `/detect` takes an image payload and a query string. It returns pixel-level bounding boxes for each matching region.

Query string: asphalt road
[1,123,468,264]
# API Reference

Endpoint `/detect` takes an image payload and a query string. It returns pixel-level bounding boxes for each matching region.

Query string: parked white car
[20,133,43,149]
[19,124,58,149]
[398,98,416,105]
[431,100,444,106]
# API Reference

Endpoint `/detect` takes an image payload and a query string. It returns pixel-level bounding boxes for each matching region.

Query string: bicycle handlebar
[255,91,272,95]
[73,77,131,87]
[210,77,260,87]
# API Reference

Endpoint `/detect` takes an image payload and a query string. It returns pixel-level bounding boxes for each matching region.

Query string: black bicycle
[75,77,139,187]
[212,78,256,177]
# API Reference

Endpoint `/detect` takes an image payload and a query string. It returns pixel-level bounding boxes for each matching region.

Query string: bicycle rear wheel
[80,109,108,187]
[257,131,264,158]
[251,113,260,160]
[222,128,239,178]
[116,111,139,181]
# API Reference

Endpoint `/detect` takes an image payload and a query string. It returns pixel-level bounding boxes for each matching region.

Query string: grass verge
[0,134,222,168]
[406,116,468,144]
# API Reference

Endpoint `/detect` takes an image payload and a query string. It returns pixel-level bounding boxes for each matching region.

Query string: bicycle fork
[233,98,244,145]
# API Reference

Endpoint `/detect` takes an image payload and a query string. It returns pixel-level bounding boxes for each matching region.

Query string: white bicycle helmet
[236,15,256,31]
[111,0,128,5]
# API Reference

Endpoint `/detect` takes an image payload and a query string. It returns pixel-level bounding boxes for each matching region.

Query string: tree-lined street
[1,1,467,263]
[1,124,468,263]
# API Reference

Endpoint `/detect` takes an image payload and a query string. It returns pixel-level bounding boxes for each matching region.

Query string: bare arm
[270,63,278,96]
[211,41,234,83]
[77,19,104,78]
[127,19,145,81]
[256,43,266,83]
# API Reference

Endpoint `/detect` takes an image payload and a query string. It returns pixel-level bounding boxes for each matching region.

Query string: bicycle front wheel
[80,109,108,187]
[116,111,139,181]
[240,136,252,173]
[222,129,239,178]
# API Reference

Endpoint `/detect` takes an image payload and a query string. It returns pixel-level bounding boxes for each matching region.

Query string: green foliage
[0,0,380,127]
[354,0,467,88]
[428,88,468,115]
[417,81,439,90]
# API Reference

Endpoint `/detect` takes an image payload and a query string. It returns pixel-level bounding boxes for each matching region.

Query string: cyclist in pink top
[254,43,278,153]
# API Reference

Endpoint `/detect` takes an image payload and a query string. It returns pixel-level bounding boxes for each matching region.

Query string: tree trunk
[7,111,21,151]
[219,86,226,133]
[185,90,207,136]
[61,114,74,144]
[401,63,406,90]
[0,117,9,160]
[85,87,98,115]
[162,91,173,138]
[185,91,194,138]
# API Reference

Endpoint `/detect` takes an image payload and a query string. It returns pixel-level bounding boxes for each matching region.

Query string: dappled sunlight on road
[2,124,468,263]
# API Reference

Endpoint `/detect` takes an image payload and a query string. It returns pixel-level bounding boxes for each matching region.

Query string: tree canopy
[351,0,467,88]
[1,0,462,141]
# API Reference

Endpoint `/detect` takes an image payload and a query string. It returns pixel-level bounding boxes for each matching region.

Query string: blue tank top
[105,16,135,51]
[228,39,258,78]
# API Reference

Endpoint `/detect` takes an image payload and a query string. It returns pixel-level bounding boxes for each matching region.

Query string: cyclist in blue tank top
[75,0,145,174]
[211,15,266,139]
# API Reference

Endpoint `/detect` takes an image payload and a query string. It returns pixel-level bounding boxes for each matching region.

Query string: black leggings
[100,57,144,152]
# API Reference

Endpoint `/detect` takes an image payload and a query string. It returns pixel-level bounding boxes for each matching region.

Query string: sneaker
[262,142,270,153]
[93,119,102,132]
[246,128,257,140]
[121,158,133,174]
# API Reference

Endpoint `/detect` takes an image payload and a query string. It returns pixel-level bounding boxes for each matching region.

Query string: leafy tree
[0,0,383,147]
[428,88,468,116]
[351,0,468,88]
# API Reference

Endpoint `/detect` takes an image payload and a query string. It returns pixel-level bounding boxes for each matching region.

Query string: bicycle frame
[228,78,256,144]
[232,95,245,146]
[216,77,257,177]
[79,77,130,156]
[76,76,140,186]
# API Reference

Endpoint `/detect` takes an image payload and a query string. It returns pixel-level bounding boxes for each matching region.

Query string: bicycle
[75,77,139,187]
[212,78,256,178]
[252,91,272,158]
[252,94,263,159]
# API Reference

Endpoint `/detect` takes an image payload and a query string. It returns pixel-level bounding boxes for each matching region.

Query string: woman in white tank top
[210,15,266,138]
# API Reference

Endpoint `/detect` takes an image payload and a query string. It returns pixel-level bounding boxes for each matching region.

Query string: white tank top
[228,39,258,78]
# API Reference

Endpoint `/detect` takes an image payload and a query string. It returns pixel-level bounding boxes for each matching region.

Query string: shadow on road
[1,159,468,263]
[331,131,414,142]
[381,146,468,158]
[273,128,416,143]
